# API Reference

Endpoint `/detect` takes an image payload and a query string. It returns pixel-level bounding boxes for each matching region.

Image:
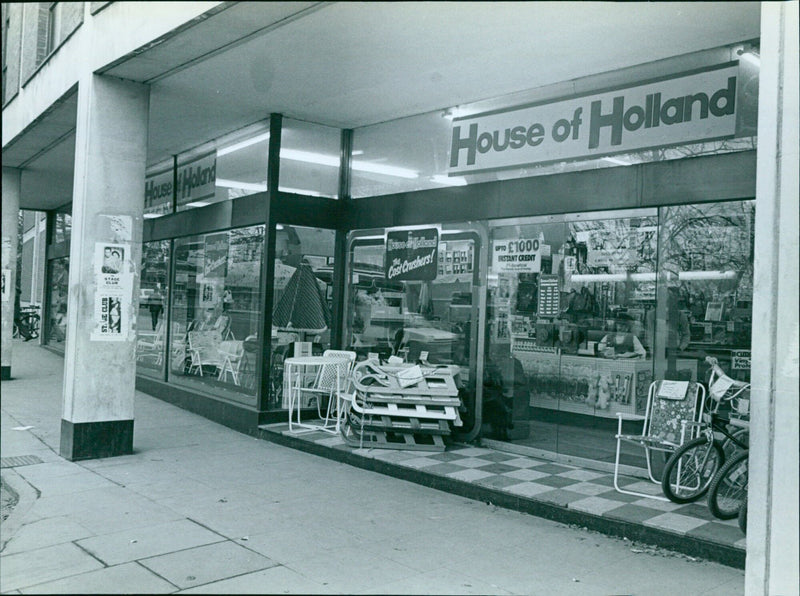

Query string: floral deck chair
[613,380,706,501]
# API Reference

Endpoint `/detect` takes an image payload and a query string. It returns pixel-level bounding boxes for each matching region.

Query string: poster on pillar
[92,242,132,341]
[1,269,10,302]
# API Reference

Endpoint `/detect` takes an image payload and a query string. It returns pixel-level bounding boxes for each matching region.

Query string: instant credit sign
[493,238,542,273]
[449,64,738,175]
[386,228,439,281]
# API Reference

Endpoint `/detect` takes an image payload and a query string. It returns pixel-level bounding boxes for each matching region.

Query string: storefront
[122,41,759,472]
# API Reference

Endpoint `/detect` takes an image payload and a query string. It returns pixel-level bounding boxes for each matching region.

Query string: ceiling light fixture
[215,135,417,178]
[216,178,267,192]
[216,132,271,156]
[431,175,467,186]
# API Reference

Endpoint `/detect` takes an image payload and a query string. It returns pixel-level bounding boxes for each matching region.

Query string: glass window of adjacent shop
[135,240,170,378]
[168,225,264,403]
[47,256,69,350]
[268,225,336,410]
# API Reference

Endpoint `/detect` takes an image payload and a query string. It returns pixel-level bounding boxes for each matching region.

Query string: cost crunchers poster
[386,227,439,281]
[92,242,132,341]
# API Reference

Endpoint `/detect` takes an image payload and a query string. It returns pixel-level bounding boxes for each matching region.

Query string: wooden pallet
[341,422,447,452]
[352,395,461,422]
[347,411,452,435]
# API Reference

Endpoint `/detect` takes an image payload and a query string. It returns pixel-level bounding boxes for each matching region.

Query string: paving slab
[138,540,278,589]
[0,542,105,592]
[176,565,336,594]
[76,519,226,566]
[19,561,178,594]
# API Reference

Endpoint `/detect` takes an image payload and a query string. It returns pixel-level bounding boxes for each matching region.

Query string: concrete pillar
[745,2,800,594]
[1,168,21,379]
[60,74,149,461]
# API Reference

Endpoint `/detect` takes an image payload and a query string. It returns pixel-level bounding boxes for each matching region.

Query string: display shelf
[512,350,653,417]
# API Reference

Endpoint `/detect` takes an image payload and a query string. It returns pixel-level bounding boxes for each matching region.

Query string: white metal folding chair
[296,350,356,430]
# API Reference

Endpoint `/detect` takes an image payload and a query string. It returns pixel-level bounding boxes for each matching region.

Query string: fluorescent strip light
[601,156,631,166]
[185,201,212,207]
[569,270,738,283]
[570,272,656,283]
[216,178,267,192]
[678,270,738,281]
[431,175,467,186]
[217,132,270,156]
[143,213,162,219]
[278,186,323,197]
[352,159,418,179]
[279,148,419,179]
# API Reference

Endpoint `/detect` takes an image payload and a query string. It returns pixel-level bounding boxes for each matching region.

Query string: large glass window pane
[176,124,270,213]
[485,211,657,469]
[343,223,481,432]
[655,201,754,385]
[47,257,69,350]
[269,225,336,410]
[135,240,170,378]
[279,119,341,198]
[169,225,264,403]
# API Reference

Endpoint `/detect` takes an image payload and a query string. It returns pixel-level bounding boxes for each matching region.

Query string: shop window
[174,125,270,213]
[268,225,336,410]
[168,225,264,403]
[654,201,754,385]
[135,240,170,378]
[485,211,658,467]
[47,256,69,350]
[343,224,482,430]
[53,212,71,245]
[279,119,341,199]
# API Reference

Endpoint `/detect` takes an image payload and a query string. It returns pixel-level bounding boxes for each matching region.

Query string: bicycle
[660,356,750,504]
[707,447,748,520]
[13,305,41,341]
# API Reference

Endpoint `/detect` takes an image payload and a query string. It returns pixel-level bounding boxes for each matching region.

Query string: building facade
[2,3,797,592]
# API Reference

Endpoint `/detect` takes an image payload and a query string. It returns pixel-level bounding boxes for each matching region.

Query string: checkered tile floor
[263,423,746,555]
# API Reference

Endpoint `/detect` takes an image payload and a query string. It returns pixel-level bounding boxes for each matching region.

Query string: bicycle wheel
[23,314,40,339]
[662,436,725,504]
[708,449,748,519]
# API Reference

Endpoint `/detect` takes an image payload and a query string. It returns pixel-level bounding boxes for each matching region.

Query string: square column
[1,168,21,379]
[60,74,149,461]
[745,1,800,594]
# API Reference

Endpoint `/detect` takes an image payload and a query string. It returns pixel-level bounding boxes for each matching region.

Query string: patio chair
[296,349,356,429]
[136,320,165,365]
[613,380,706,501]
[187,330,223,376]
[217,340,245,385]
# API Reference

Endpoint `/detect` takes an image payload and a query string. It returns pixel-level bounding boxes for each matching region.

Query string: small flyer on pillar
[92,242,132,341]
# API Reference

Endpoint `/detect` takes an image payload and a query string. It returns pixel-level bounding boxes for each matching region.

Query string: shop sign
[176,152,217,206]
[492,237,542,273]
[731,350,751,370]
[144,167,173,215]
[448,64,738,175]
[386,227,439,281]
[203,232,229,279]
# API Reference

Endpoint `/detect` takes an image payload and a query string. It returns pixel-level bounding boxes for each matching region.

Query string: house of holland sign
[448,64,739,175]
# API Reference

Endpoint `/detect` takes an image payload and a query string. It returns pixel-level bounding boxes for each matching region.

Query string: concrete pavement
[0,340,745,594]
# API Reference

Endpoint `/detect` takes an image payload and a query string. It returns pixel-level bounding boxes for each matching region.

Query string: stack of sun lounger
[341,360,462,452]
